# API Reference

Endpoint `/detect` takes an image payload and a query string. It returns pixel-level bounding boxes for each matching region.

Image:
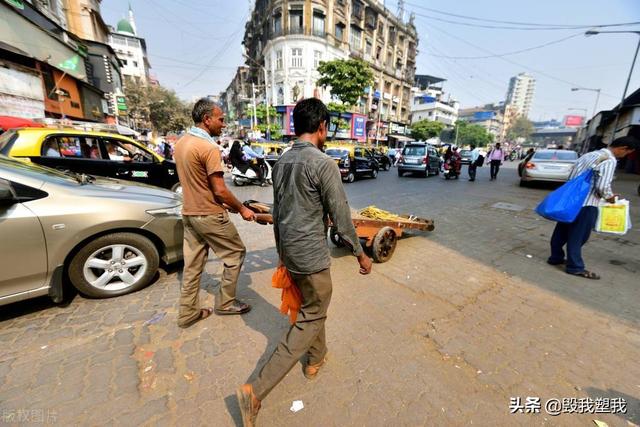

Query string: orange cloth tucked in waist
[272,265,302,324]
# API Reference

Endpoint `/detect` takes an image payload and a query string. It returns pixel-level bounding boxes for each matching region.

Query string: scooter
[443,158,461,180]
[231,159,273,187]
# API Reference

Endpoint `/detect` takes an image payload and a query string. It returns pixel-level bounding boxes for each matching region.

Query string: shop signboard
[0,67,44,118]
[351,114,367,141]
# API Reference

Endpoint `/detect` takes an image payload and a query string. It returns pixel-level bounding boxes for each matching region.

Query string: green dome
[116,19,135,35]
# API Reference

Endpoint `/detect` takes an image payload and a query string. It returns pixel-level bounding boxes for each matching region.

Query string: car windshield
[460,150,472,156]
[325,149,349,157]
[252,146,264,156]
[0,154,78,183]
[533,151,578,161]
[0,130,17,154]
[403,146,426,156]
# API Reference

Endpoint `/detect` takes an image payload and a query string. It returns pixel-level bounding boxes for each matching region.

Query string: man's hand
[357,253,372,275]
[240,206,256,222]
[605,194,620,203]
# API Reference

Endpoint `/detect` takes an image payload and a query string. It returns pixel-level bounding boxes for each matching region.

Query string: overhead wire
[405,2,640,29]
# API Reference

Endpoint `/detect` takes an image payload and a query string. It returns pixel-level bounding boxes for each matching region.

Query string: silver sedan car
[520,149,578,186]
[0,155,183,306]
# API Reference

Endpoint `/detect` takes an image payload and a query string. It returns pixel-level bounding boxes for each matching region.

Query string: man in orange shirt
[173,98,256,328]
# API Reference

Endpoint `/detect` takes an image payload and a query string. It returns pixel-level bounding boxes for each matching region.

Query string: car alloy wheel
[346,172,355,183]
[69,233,159,298]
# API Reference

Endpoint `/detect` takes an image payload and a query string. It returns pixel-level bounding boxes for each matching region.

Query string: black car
[369,149,392,171]
[325,146,379,183]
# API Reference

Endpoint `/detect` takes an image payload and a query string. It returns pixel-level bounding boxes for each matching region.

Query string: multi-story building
[458,104,505,140]
[0,0,112,121]
[505,72,535,119]
[221,66,252,122]
[64,0,125,122]
[108,6,150,85]
[410,75,458,126]
[242,0,418,141]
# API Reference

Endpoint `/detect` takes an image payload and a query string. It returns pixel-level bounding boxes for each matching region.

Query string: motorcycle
[443,156,461,180]
[231,158,273,187]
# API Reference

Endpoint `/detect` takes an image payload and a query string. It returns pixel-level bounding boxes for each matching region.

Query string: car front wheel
[68,233,160,298]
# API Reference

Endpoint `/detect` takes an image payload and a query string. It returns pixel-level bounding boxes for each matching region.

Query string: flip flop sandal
[569,270,600,280]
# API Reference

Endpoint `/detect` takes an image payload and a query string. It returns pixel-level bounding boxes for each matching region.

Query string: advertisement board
[351,114,367,141]
[563,115,585,127]
[285,105,295,135]
[472,111,495,121]
[0,67,45,118]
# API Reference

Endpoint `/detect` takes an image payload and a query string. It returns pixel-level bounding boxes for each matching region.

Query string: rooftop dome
[116,19,135,35]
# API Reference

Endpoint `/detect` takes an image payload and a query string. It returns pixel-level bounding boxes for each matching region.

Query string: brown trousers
[178,213,246,327]
[251,268,332,400]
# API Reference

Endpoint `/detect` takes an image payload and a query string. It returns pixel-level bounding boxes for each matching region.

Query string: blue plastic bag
[535,169,593,223]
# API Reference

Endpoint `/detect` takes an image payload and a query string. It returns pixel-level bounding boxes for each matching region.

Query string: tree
[410,119,445,140]
[317,58,374,137]
[454,121,494,147]
[507,116,534,141]
[124,80,192,134]
[246,104,282,139]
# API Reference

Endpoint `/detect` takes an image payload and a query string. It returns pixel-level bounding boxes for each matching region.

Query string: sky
[102,0,640,121]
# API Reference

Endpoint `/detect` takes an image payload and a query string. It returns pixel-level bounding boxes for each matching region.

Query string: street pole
[251,82,257,135]
[263,66,270,140]
[592,89,601,118]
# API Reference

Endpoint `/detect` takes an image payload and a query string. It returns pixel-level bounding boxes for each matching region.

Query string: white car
[520,149,578,186]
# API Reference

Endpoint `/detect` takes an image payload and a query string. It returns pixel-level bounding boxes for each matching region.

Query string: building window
[133,61,138,67]
[314,50,323,68]
[291,48,303,68]
[365,38,372,56]
[350,26,362,51]
[312,9,325,37]
[335,22,345,41]
[276,50,283,70]
[273,10,282,36]
[289,6,303,34]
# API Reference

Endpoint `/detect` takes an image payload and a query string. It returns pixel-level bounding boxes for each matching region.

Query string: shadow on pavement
[585,387,640,425]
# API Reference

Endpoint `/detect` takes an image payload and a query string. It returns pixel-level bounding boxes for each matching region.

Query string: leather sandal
[214,301,251,315]
[304,355,328,380]
[236,384,260,427]
[568,270,600,280]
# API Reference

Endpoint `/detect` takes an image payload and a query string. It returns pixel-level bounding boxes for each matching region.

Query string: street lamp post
[585,30,640,141]
[243,54,270,139]
[571,87,601,118]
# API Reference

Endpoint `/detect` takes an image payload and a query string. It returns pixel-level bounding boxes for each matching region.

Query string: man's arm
[208,173,255,221]
[594,159,616,202]
[316,159,371,274]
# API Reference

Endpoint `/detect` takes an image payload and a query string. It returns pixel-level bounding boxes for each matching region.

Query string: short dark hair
[293,98,330,136]
[470,144,476,149]
[610,136,639,150]
[192,98,220,123]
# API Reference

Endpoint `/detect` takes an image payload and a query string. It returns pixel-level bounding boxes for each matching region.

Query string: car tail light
[422,156,428,164]
[399,156,403,163]
[525,162,536,169]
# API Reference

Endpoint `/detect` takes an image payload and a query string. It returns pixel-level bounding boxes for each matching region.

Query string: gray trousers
[251,268,332,400]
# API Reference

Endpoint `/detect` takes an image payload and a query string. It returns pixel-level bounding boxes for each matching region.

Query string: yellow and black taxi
[324,143,379,183]
[0,127,182,193]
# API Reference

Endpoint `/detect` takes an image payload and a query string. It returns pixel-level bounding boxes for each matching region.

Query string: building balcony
[289,26,304,35]
[312,29,326,38]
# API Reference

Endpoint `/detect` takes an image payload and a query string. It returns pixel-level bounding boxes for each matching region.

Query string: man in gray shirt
[237,98,372,426]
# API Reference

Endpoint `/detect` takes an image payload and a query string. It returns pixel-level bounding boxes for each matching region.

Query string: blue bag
[535,169,593,223]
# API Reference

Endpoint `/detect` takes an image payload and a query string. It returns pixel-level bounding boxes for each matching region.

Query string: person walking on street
[173,98,256,328]
[547,137,638,279]
[236,98,373,426]
[488,143,504,180]
[468,144,480,181]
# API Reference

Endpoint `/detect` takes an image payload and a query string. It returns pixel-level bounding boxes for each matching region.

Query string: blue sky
[102,0,640,121]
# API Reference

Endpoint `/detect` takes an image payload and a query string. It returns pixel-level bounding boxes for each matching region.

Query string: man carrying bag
[544,137,638,279]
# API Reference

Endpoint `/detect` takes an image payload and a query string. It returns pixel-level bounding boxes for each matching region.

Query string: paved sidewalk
[1,168,638,426]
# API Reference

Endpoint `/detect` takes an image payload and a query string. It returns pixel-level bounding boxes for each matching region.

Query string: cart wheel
[328,226,345,247]
[372,227,397,263]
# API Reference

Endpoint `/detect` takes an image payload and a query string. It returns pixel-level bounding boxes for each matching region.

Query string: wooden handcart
[240,201,435,264]
[329,210,434,263]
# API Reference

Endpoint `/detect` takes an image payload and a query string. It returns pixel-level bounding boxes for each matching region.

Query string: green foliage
[317,58,374,106]
[327,102,348,114]
[455,121,494,147]
[507,116,534,140]
[124,80,191,134]
[410,119,445,140]
[246,104,281,139]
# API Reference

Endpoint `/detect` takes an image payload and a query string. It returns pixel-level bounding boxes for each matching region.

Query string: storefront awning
[388,134,414,142]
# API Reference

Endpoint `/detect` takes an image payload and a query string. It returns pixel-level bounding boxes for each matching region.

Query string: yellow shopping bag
[595,199,631,235]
